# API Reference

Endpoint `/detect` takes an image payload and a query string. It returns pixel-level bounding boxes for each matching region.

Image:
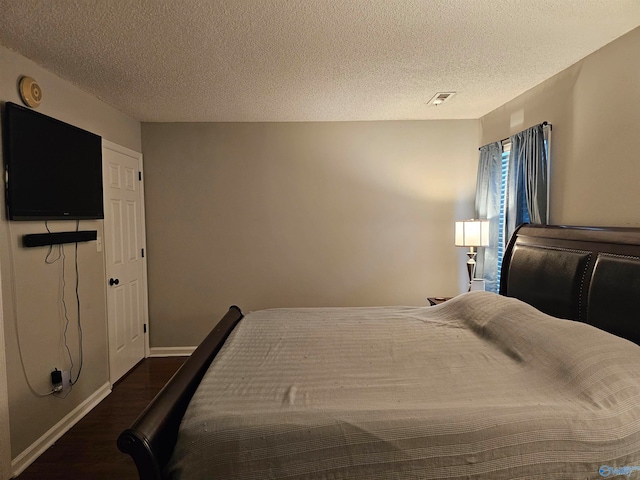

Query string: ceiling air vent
[428,92,456,106]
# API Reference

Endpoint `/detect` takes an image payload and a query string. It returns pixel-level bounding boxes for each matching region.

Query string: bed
[118,224,640,479]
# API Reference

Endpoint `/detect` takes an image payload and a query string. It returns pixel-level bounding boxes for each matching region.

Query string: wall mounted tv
[3,101,103,221]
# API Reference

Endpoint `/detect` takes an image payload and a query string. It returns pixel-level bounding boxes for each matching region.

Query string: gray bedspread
[166,292,640,479]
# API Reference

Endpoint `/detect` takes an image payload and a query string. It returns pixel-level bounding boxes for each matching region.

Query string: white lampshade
[455,219,490,247]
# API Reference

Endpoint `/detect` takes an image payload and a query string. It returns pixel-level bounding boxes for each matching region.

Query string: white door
[102,141,149,384]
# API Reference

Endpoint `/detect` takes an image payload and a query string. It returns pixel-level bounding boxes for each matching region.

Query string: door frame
[102,140,150,375]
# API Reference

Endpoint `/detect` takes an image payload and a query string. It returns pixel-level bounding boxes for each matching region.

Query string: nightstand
[427,297,452,306]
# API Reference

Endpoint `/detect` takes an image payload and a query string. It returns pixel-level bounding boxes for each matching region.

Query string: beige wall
[0,46,141,460]
[0,265,8,480]
[142,120,480,347]
[481,26,640,227]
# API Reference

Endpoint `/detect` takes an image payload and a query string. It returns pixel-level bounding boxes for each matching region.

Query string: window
[495,143,509,292]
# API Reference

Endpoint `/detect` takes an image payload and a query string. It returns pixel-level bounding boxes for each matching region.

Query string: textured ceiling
[1,0,640,122]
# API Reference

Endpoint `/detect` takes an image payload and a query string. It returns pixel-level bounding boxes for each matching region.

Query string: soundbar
[23,230,98,248]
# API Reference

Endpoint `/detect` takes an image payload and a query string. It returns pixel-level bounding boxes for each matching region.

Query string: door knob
[109,278,120,286]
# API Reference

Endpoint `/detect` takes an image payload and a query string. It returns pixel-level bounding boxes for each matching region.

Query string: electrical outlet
[61,370,71,393]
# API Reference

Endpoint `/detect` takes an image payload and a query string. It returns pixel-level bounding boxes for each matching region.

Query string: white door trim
[102,140,150,369]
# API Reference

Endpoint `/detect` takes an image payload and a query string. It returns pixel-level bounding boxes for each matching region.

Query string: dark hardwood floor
[15,357,186,479]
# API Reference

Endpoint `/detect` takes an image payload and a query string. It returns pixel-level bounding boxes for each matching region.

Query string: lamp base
[466,247,477,291]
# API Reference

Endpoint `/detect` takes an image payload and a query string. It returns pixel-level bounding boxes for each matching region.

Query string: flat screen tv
[3,101,103,220]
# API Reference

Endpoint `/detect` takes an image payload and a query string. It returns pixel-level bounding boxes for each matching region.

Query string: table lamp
[455,219,490,290]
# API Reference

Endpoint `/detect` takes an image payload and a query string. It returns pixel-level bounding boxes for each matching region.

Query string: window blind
[495,143,510,292]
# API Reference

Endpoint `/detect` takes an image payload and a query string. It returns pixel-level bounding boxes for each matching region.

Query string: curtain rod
[479,121,552,150]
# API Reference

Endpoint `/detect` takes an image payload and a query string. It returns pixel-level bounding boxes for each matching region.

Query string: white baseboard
[149,346,195,357]
[11,382,111,478]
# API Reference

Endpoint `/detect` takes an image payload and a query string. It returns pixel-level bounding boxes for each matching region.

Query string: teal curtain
[505,124,548,246]
[474,142,502,293]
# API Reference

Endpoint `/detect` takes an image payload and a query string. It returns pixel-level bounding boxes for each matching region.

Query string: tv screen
[3,102,103,221]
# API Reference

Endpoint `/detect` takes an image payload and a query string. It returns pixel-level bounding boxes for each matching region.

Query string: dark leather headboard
[500,224,640,345]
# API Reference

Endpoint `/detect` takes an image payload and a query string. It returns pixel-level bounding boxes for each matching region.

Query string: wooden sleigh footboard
[117,305,244,480]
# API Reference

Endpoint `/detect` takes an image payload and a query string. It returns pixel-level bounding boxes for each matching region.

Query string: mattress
[166,291,640,479]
